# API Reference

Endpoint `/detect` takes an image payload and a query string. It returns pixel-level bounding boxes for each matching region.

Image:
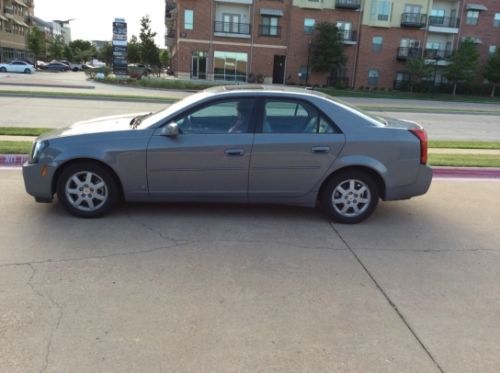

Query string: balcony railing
[214,21,251,35]
[428,16,460,28]
[3,6,14,14]
[339,30,357,43]
[423,48,453,59]
[335,0,361,9]
[397,47,422,60]
[401,13,427,28]
[259,24,281,37]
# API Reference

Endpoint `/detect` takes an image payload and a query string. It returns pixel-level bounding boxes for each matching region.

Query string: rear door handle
[225,148,245,156]
[311,146,330,154]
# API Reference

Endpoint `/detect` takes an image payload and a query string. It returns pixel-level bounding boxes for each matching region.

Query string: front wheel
[24,68,31,74]
[56,162,119,218]
[320,170,379,224]
[0,67,6,73]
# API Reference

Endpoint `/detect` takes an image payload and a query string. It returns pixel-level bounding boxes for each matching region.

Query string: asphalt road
[1,96,499,141]
[1,169,500,372]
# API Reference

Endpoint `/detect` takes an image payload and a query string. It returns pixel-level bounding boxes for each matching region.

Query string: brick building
[0,0,34,62]
[165,0,500,88]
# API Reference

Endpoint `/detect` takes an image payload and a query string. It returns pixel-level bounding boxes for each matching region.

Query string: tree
[484,49,500,97]
[444,38,480,96]
[139,15,160,67]
[97,42,113,65]
[27,27,46,63]
[47,35,65,60]
[159,49,170,68]
[68,40,96,63]
[127,35,141,63]
[309,22,346,86]
[406,58,433,92]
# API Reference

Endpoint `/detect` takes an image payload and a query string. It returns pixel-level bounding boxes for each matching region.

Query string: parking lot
[1,169,499,372]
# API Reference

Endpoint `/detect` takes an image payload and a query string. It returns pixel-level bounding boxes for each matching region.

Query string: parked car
[42,62,70,72]
[22,86,432,223]
[0,60,35,74]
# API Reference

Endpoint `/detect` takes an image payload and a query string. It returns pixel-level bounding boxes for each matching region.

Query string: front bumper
[384,165,433,201]
[22,161,56,202]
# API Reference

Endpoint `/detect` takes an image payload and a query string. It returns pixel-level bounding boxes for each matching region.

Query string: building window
[489,45,497,56]
[304,18,315,34]
[184,10,193,30]
[466,10,479,25]
[214,51,248,82]
[261,16,279,36]
[336,21,352,41]
[372,36,383,52]
[368,69,379,87]
[494,13,500,27]
[370,0,392,21]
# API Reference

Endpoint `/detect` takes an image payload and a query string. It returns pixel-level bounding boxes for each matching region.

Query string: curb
[1,155,500,179]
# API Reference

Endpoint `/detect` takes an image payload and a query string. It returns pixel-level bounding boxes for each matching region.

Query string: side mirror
[161,122,179,137]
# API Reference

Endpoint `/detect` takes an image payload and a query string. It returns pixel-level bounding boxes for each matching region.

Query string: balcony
[165,31,176,48]
[3,6,14,14]
[428,16,460,33]
[214,21,251,37]
[259,24,281,37]
[423,48,453,60]
[335,0,361,10]
[339,30,357,44]
[397,47,422,61]
[401,13,427,28]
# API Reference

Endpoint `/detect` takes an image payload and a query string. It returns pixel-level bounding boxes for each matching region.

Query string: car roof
[203,84,337,101]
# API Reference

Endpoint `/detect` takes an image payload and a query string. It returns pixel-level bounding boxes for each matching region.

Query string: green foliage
[97,42,113,65]
[0,141,32,154]
[27,27,46,62]
[68,40,96,63]
[139,15,160,67]
[406,58,433,91]
[445,38,480,95]
[128,35,141,63]
[159,49,170,68]
[0,127,52,136]
[47,35,65,60]
[484,49,500,97]
[309,22,346,82]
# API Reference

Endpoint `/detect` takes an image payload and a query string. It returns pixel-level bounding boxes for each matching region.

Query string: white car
[0,60,35,74]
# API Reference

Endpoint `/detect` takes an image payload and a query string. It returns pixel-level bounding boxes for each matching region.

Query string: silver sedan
[0,60,35,74]
[23,86,432,223]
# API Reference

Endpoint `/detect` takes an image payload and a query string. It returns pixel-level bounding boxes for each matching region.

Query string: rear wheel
[0,67,6,73]
[24,68,31,74]
[56,162,118,218]
[321,170,379,224]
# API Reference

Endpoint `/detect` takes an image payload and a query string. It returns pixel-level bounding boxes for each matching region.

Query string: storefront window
[214,51,247,82]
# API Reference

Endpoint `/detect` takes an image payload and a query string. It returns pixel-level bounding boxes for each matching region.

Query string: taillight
[410,128,428,165]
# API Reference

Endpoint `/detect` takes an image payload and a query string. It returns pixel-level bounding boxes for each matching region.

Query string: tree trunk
[491,85,496,98]
[452,83,457,96]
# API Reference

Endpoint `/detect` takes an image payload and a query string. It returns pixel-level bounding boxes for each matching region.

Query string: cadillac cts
[23,86,432,223]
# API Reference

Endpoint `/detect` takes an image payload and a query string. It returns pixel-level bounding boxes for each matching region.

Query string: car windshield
[136,92,212,129]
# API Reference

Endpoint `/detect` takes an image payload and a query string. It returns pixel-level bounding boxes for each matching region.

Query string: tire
[320,170,379,224]
[56,162,119,218]
[0,67,6,73]
[24,68,31,74]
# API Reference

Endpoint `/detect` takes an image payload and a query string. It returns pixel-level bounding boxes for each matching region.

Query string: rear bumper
[384,165,433,201]
[22,162,55,202]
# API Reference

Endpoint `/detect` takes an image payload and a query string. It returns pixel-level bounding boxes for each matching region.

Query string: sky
[34,0,166,46]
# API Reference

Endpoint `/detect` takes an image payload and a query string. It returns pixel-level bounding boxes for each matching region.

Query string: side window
[263,100,335,134]
[175,99,254,134]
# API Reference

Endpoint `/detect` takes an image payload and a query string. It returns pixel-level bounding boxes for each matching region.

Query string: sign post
[112,18,128,77]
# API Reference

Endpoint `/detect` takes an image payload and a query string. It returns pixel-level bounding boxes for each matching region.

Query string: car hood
[38,112,151,140]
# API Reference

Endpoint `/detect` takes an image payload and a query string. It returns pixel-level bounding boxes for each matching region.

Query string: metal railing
[259,24,281,37]
[338,30,357,42]
[335,0,361,9]
[400,13,427,27]
[214,21,251,35]
[428,16,460,28]
[423,48,453,59]
[397,47,422,60]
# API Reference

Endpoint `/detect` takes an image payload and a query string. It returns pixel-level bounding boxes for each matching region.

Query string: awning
[260,8,284,17]
[466,3,488,11]
[13,0,28,7]
[13,18,29,27]
[0,14,8,21]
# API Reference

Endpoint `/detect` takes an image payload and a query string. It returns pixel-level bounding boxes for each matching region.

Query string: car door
[147,98,256,199]
[249,98,345,198]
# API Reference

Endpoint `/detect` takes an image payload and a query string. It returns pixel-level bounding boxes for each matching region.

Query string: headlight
[29,140,49,164]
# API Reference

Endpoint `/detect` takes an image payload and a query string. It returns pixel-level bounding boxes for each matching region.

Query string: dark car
[43,62,70,72]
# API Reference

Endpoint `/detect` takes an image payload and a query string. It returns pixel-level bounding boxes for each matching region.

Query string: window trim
[184,9,194,30]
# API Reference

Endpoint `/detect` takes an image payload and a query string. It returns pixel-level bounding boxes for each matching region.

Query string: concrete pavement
[1,170,499,372]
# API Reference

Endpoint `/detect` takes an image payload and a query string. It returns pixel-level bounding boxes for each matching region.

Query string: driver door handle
[225,148,245,156]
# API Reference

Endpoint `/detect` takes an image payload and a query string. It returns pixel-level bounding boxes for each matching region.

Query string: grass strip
[0,127,52,136]
[0,141,32,154]
[0,90,177,103]
[429,154,500,167]
[429,141,500,149]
